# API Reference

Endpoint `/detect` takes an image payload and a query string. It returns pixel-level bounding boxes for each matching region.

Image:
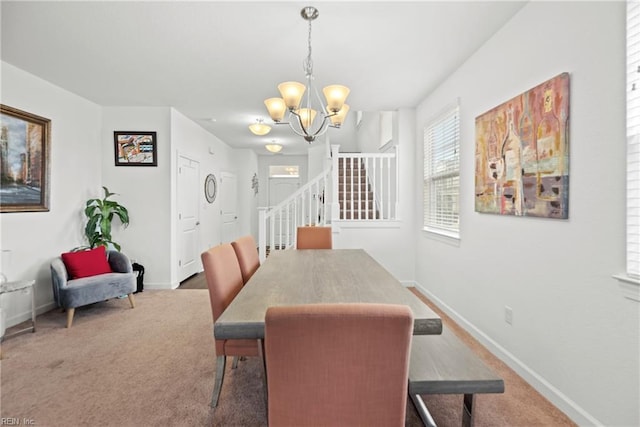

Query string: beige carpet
[0,288,575,426]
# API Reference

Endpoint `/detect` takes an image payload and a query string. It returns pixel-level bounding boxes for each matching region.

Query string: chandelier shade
[248,118,271,136]
[265,143,283,153]
[278,82,306,110]
[263,6,350,143]
[297,108,317,130]
[329,104,350,127]
[264,98,287,122]
[323,85,350,112]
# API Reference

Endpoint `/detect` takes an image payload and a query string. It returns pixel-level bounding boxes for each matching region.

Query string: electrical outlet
[505,306,513,325]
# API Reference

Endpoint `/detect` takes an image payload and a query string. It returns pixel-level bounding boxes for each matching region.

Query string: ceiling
[1,1,526,156]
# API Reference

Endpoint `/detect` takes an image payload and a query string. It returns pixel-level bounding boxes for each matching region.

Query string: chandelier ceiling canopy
[264,6,350,143]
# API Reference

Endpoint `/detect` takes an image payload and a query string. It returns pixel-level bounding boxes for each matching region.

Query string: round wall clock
[204,173,217,203]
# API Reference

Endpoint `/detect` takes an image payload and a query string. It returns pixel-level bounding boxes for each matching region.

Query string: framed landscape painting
[114,131,157,166]
[0,105,51,213]
[474,72,570,219]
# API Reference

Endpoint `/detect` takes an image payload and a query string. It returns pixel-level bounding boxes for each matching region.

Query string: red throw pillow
[61,246,112,279]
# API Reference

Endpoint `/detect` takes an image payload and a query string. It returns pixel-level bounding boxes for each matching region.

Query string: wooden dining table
[214,249,442,340]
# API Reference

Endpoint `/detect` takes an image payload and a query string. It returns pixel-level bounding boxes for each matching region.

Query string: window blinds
[628,0,640,279]
[423,105,460,235]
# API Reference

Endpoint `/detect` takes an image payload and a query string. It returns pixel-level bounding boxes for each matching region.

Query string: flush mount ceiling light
[265,142,283,153]
[264,6,350,143]
[249,118,272,136]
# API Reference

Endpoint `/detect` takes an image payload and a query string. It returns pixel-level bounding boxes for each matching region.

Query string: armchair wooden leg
[211,355,226,408]
[66,308,75,328]
[127,293,136,309]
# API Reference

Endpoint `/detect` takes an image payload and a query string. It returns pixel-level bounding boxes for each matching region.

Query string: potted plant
[84,186,130,251]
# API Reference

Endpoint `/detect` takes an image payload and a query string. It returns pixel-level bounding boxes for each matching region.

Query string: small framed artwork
[114,131,157,166]
[0,104,51,213]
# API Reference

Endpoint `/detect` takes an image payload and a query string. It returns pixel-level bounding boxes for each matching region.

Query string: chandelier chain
[304,17,313,78]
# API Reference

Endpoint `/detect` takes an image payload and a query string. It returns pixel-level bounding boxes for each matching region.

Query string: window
[269,165,299,178]
[423,104,460,238]
[623,1,640,286]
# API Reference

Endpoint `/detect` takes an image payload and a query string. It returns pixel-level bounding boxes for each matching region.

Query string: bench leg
[410,393,437,427]
[462,393,475,427]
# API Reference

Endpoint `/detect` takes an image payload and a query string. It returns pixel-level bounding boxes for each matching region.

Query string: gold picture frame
[0,104,51,213]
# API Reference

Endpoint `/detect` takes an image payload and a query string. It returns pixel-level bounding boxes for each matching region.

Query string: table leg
[462,394,475,427]
[410,393,437,427]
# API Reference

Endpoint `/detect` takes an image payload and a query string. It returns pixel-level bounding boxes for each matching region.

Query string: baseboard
[413,282,603,427]
[144,281,180,290]
[5,301,56,328]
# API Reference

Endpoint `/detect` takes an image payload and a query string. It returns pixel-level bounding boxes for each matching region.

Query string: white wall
[0,62,102,323]
[170,109,238,274]
[232,148,259,241]
[101,107,172,288]
[355,111,380,153]
[257,154,309,209]
[414,2,637,426]
[334,108,415,282]
[1,66,260,311]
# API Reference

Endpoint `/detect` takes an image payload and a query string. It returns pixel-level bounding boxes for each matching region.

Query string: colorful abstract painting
[475,72,570,218]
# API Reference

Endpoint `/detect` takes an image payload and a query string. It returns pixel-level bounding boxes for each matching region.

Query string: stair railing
[330,144,399,221]
[258,145,399,262]
[258,168,331,262]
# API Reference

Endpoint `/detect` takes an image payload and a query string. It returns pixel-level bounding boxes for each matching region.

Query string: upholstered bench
[408,327,505,427]
[50,247,136,328]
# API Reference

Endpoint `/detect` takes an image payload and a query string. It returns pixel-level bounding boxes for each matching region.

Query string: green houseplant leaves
[84,186,129,251]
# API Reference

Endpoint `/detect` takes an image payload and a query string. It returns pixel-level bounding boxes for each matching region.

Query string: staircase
[258,144,398,262]
[338,157,380,220]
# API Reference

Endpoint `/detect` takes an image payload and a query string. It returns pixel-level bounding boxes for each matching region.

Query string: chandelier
[264,6,350,143]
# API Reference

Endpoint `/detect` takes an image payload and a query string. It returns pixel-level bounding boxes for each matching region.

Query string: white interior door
[177,155,200,282]
[220,171,238,244]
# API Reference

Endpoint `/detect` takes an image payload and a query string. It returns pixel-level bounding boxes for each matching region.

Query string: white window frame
[616,0,640,300]
[423,103,460,239]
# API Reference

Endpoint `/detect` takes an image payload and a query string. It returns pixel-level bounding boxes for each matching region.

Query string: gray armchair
[50,250,136,328]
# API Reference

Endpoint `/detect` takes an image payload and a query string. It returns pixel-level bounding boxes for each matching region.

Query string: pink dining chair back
[265,303,413,427]
[201,243,244,323]
[231,235,260,284]
[296,226,332,249]
[201,243,259,408]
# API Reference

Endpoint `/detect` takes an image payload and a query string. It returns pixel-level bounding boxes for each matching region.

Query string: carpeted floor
[0,286,576,426]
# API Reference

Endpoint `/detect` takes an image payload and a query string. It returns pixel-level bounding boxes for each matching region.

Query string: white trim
[414,282,604,427]
[6,301,56,327]
[332,219,402,230]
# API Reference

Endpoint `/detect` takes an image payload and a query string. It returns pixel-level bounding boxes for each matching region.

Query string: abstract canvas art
[475,73,570,218]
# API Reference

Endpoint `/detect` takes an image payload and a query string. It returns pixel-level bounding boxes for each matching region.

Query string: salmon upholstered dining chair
[296,226,332,249]
[231,235,260,285]
[264,303,414,427]
[201,243,259,408]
